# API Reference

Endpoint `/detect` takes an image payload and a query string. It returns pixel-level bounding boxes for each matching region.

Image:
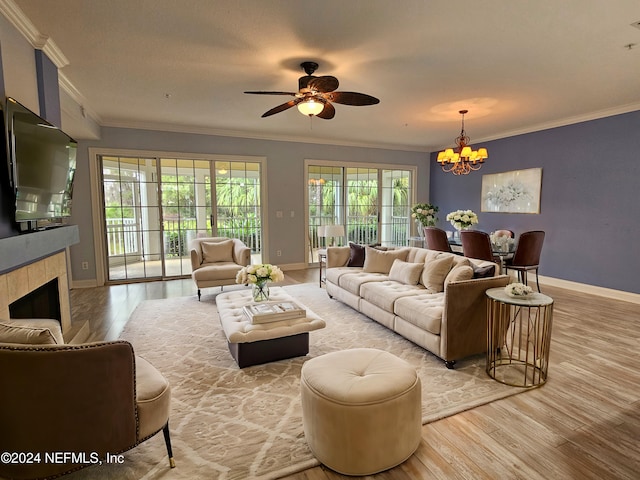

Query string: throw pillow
[421,255,455,293]
[388,259,423,285]
[0,320,64,345]
[363,247,409,274]
[201,240,234,263]
[472,264,496,278]
[348,242,366,267]
[444,264,474,286]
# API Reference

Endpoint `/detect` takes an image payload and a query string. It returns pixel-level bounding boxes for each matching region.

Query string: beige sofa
[189,237,251,300]
[325,245,510,368]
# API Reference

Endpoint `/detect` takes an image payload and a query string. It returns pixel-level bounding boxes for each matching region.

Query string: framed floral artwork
[481,168,542,213]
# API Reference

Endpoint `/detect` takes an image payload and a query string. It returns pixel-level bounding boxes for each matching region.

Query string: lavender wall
[430,110,640,294]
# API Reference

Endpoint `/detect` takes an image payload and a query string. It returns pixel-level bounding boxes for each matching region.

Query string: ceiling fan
[244,62,380,120]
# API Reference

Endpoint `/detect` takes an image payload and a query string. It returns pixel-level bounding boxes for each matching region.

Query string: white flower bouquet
[446,209,479,230]
[490,233,515,252]
[504,282,534,297]
[411,203,439,227]
[236,263,285,285]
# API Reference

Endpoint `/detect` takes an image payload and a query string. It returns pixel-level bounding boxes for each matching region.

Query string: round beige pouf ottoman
[300,348,422,476]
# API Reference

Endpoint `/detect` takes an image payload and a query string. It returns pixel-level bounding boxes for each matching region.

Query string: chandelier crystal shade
[437,110,488,175]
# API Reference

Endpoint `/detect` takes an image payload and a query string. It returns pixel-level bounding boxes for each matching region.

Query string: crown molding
[429,101,640,151]
[58,71,101,123]
[0,0,68,67]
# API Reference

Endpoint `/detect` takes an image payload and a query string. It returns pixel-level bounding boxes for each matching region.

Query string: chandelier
[437,109,488,175]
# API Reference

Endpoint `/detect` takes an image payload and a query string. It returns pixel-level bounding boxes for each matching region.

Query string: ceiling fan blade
[261,98,303,117]
[325,91,380,106]
[308,76,339,93]
[244,91,297,96]
[298,75,316,90]
[316,101,336,120]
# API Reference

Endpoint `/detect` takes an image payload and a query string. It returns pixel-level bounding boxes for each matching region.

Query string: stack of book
[243,301,306,324]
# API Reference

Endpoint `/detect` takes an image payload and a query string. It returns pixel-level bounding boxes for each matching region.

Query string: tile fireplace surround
[0,226,79,332]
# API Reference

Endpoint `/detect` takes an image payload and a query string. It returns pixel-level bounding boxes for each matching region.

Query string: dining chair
[423,227,453,253]
[460,230,500,264]
[493,229,514,238]
[504,230,545,292]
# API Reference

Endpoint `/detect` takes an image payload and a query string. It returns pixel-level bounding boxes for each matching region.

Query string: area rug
[65,283,523,480]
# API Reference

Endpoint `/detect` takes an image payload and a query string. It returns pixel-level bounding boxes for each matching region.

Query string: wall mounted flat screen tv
[4,97,77,222]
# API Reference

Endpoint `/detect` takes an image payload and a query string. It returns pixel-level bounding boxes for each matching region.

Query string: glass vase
[252,281,270,302]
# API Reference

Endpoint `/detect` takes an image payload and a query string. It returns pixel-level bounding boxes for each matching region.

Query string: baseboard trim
[71,279,99,289]
[279,262,308,271]
[537,274,640,305]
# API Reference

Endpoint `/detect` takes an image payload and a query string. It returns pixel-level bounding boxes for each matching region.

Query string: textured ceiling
[11,0,640,150]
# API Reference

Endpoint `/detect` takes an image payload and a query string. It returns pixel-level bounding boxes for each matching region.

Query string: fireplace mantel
[0,226,79,274]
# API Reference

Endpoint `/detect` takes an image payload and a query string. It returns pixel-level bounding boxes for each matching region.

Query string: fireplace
[9,278,61,321]
[0,251,72,332]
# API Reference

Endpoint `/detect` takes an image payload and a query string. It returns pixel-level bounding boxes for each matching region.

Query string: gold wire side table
[485,288,554,387]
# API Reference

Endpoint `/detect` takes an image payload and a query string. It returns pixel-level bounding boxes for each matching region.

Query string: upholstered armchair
[189,237,251,300]
[0,319,174,480]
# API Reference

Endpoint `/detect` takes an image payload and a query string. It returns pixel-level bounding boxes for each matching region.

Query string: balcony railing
[106,218,138,255]
[308,215,409,249]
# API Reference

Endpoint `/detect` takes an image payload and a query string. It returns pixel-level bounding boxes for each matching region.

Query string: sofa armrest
[233,241,251,266]
[327,246,350,268]
[190,248,202,270]
[440,275,510,362]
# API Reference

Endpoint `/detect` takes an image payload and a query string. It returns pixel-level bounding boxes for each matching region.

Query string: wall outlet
[276,250,282,257]
[290,210,295,217]
[276,210,283,218]
[81,261,89,270]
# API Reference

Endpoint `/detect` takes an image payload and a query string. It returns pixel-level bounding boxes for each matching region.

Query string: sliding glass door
[307,163,414,263]
[100,154,263,282]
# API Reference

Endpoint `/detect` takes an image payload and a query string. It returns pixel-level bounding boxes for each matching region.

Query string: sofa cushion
[338,272,388,296]
[192,262,243,281]
[420,255,454,293]
[360,281,424,313]
[444,264,474,285]
[326,266,361,285]
[0,319,64,345]
[347,242,366,267]
[472,264,496,278]
[388,259,423,285]
[201,239,234,263]
[363,247,409,274]
[451,257,472,268]
[394,293,445,335]
[135,355,171,440]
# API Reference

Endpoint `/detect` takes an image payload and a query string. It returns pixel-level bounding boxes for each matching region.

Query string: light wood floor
[70,270,640,480]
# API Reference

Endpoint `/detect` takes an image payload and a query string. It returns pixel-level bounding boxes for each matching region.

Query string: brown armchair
[189,237,251,300]
[0,319,174,480]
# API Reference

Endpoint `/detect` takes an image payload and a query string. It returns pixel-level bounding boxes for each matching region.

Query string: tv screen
[4,97,77,222]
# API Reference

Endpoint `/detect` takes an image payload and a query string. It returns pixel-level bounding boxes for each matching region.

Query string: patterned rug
[64,283,522,480]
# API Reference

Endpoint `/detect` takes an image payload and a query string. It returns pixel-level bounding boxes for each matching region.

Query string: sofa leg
[197,289,201,301]
[444,360,456,369]
[163,422,176,468]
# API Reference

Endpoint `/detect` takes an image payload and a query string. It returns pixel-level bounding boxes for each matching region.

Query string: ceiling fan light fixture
[297,98,324,116]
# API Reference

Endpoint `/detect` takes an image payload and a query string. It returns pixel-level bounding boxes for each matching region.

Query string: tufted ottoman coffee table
[216,287,326,368]
[300,348,422,475]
